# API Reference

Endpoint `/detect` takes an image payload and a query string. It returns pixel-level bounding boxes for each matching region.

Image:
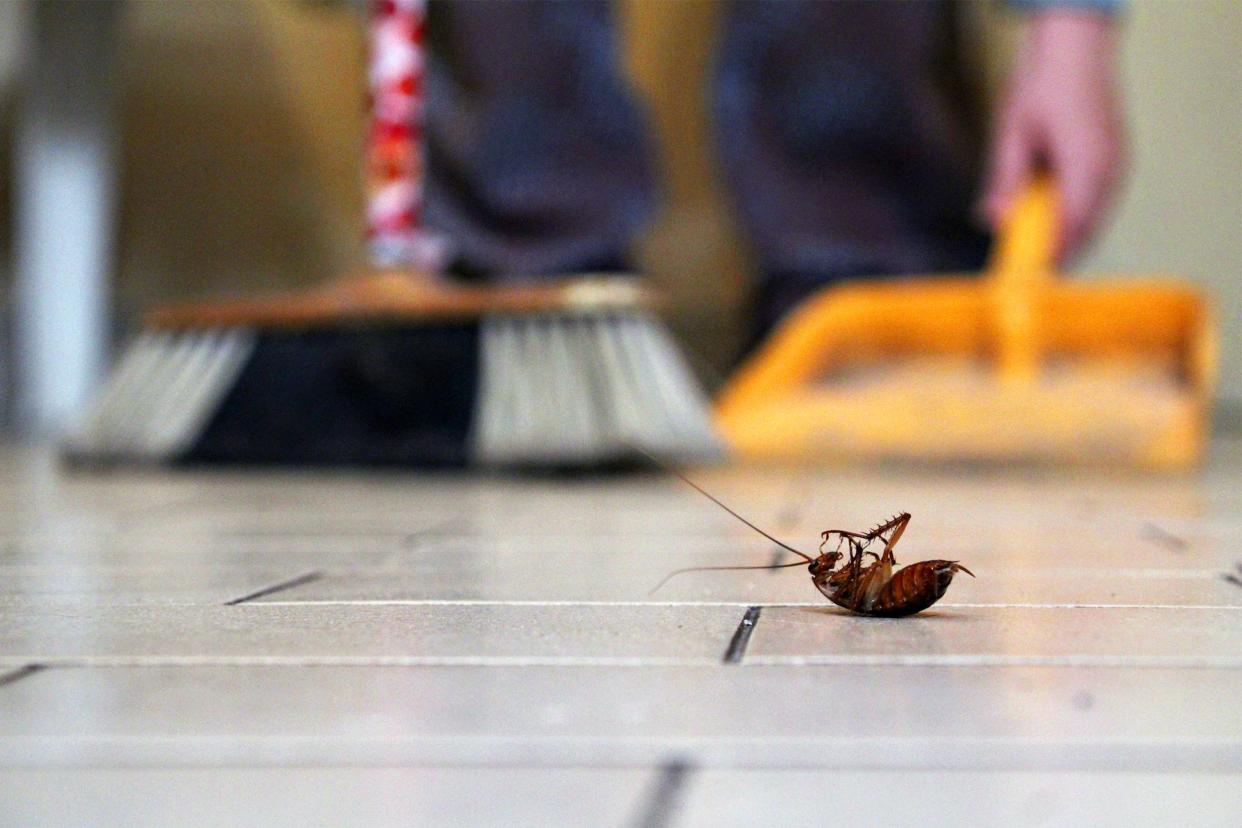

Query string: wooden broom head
[145,270,658,331]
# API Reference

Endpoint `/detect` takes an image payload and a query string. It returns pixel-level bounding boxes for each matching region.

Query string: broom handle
[365,0,447,272]
[987,176,1060,383]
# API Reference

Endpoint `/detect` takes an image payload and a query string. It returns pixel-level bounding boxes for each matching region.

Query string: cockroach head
[808,549,842,576]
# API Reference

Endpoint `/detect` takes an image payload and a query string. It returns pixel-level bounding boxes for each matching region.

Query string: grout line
[0,663,46,689]
[216,529,444,539]
[723,606,762,664]
[1223,563,1242,590]
[249,599,1242,610]
[0,656,724,669]
[224,571,323,606]
[744,654,1242,668]
[631,759,695,828]
[2,654,1240,669]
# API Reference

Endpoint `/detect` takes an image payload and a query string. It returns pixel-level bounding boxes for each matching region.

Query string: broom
[63,0,721,469]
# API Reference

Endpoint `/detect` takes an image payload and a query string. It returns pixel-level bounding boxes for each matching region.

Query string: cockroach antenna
[648,559,808,595]
[631,446,812,563]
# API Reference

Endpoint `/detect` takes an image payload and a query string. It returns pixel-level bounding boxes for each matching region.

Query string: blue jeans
[423,0,990,335]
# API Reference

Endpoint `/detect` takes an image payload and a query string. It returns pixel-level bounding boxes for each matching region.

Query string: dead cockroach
[650,467,973,617]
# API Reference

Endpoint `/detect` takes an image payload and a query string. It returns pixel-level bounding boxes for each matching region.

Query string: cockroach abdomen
[869,561,964,617]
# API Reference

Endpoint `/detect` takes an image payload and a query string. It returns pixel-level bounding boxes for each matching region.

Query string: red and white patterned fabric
[365,0,447,270]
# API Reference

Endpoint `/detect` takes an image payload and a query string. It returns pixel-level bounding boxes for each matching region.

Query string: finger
[1050,131,1119,262]
[981,109,1038,229]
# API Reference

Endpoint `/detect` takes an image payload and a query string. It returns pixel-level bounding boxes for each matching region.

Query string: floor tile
[748,606,1242,666]
[0,568,310,607]
[678,770,1242,828]
[0,766,655,828]
[2,665,1238,769]
[0,605,742,664]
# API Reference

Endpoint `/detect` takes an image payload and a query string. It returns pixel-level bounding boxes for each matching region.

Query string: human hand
[981,11,1126,262]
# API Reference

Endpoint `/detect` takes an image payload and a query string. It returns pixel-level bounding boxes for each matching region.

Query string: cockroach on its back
[809,512,973,616]
[649,467,973,618]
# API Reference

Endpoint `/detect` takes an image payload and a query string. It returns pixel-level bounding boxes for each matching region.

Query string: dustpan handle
[988,176,1060,277]
[988,176,1060,381]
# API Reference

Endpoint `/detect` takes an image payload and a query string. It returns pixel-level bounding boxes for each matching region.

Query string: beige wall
[2,1,1239,397]
[1079,1,1242,399]
[110,1,367,315]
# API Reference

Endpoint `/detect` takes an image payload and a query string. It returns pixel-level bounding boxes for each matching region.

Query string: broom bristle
[470,311,723,466]
[63,331,255,463]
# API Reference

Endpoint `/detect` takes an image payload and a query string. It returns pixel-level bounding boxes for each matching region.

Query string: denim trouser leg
[713,0,991,339]
[423,0,657,279]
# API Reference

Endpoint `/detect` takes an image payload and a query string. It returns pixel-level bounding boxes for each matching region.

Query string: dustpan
[715,179,1216,469]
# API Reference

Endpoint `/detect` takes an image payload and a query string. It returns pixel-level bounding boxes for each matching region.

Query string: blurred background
[0,0,1238,435]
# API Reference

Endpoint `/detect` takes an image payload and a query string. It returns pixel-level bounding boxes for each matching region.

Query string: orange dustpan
[715,179,1216,469]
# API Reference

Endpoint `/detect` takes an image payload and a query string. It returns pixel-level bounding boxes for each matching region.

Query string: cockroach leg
[880,512,910,548]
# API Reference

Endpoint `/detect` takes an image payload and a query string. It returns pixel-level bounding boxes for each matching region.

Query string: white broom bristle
[470,310,723,465]
[63,330,255,463]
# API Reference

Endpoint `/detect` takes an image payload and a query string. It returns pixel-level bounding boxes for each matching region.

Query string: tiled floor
[1,444,1240,826]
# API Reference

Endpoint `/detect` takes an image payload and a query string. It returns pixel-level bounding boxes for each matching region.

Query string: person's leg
[713,0,990,344]
[424,0,657,279]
